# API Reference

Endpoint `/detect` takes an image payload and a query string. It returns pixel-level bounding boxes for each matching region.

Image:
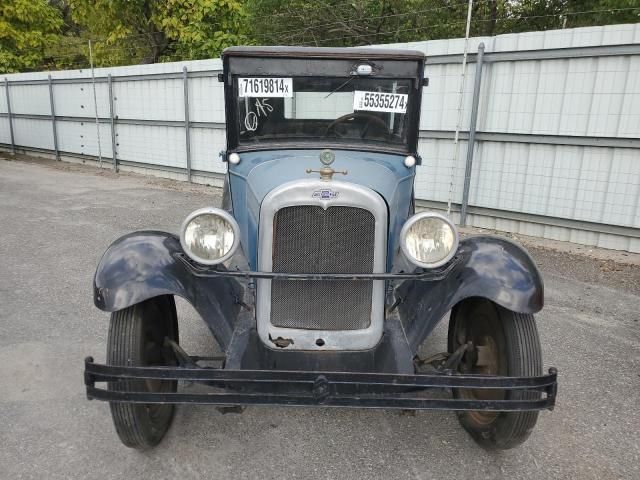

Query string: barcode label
[353,91,408,113]
[239,77,293,97]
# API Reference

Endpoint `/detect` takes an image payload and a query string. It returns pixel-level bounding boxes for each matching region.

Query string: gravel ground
[1,156,639,480]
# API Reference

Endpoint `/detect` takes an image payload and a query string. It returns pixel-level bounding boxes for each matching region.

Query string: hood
[228,149,415,270]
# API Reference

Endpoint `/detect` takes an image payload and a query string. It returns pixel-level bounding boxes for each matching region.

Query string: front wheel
[448,299,542,450]
[107,295,179,449]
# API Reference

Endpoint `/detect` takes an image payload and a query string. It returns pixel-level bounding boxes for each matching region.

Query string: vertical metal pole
[48,75,60,161]
[183,66,192,182]
[4,78,15,154]
[108,74,117,172]
[459,43,485,227]
[446,0,474,216]
[88,40,103,166]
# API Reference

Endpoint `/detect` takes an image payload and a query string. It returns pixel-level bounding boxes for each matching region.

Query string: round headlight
[400,212,459,268]
[180,208,239,265]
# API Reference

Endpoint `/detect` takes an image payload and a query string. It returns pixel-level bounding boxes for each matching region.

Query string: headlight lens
[180,208,239,265]
[400,213,459,268]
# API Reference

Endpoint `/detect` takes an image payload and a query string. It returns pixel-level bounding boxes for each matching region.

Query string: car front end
[84,46,557,451]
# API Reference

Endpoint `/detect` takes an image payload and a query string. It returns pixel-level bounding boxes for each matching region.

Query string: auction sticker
[238,77,293,97]
[353,91,408,113]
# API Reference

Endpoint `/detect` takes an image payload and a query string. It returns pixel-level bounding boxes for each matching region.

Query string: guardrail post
[459,43,485,227]
[4,78,15,154]
[183,66,192,182]
[108,74,117,172]
[47,75,60,161]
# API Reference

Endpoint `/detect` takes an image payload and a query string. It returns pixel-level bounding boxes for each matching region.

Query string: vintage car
[84,46,557,450]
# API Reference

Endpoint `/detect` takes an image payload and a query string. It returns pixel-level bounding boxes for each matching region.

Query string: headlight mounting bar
[174,252,462,281]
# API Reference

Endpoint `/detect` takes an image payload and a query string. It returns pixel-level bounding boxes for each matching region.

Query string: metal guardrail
[417,199,640,239]
[3,110,635,149]
[1,68,222,86]
[419,130,640,149]
[0,112,225,129]
[426,42,640,65]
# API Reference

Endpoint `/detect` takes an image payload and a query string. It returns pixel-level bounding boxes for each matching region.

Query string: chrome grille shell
[257,179,387,351]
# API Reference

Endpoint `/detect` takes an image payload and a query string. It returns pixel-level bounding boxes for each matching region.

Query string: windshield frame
[222,49,425,156]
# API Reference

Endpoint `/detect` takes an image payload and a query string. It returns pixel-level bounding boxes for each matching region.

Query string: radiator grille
[270,205,375,330]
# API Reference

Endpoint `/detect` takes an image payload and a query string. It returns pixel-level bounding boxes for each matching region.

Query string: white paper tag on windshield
[239,77,293,97]
[353,91,408,113]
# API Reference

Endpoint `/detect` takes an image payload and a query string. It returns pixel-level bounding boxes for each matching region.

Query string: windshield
[234,76,413,150]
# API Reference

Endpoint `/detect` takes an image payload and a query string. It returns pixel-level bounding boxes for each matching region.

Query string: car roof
[222,46,425,61]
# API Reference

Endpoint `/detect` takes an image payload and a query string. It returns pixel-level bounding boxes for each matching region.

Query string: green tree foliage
[246,0,639,47]
[564,0,640,28]
[67,0,247,66]
[246,0,482,46]
[2,0,638,72]
[155,0,248,61]
[498,0,639,32]
[67,0,172,66]
[0,0,63,73]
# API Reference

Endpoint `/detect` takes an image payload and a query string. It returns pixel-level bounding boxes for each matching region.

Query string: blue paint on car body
[228,149,414,270]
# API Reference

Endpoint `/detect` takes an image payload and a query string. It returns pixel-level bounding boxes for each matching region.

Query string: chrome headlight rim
[400,212,459,269]
[179,207,240,266]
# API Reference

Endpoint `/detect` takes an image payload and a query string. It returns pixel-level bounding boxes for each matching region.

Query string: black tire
[107,295,179,449]
[448,298,542,450]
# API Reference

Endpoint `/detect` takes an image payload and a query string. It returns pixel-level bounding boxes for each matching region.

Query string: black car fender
[396,235,544,353]
[93,231,243,349]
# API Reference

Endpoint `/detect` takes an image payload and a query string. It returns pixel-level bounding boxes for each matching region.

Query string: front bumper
[84,357,557,412]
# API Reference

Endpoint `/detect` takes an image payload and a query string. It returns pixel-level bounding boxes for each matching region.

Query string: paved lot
[1,157,639,480]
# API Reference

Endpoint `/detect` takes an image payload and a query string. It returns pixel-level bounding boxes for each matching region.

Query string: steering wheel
[324,112,390,139]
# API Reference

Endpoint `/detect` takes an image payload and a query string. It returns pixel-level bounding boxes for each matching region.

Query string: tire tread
[493,310,542,449]
[106,297,177,449]
[449,300,543,450]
